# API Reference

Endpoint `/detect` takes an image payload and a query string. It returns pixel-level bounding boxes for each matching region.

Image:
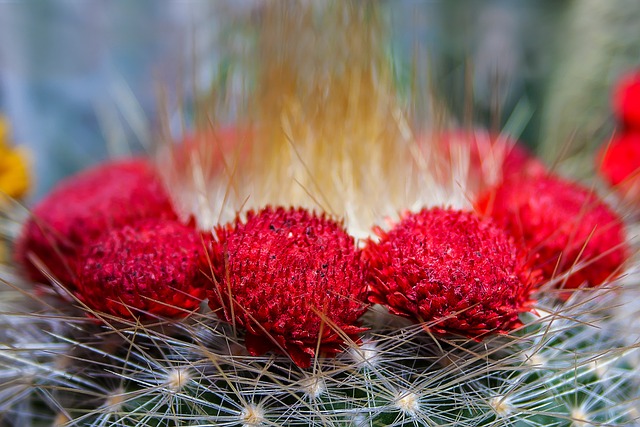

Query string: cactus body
[1,3,639,426]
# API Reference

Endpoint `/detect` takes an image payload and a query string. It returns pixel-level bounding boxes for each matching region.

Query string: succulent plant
[1,2,638,427]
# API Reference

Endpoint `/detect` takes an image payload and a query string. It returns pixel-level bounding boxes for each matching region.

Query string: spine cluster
[1,132,637,426]
[1,7,640,425]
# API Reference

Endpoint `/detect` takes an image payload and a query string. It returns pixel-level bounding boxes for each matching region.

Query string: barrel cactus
[1,2,638,426]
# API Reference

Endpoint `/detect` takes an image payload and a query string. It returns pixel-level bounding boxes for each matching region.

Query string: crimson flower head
[365,208,537,338]
[433,130,546,191]
[208,206,369,368]
[172,127,253,172]
[500,141,546,182]
[597,132,640,203]
[613,70,640,129]
[477,174,629,293]
[16,158,176,287]
[76,218,207,318]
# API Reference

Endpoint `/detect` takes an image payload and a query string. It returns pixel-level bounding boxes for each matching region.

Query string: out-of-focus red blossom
[476,175,629,293]
[16,159,176,287]
[428,130,546,192]
[208,206,368,368]
[170,127,253,176]
[597,132,640,203]
[77,219,207,318]
[613,70,640,129]
[364,208,538,338]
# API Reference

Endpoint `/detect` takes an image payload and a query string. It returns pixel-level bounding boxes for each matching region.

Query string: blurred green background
[1,0,639,199]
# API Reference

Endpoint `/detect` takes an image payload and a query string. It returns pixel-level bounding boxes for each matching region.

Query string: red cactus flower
[613,70,640,129]
[171,127,253,174]
[429,130,546,192]
[16,158,176,287]
[477,175,629,293]
[597,131,640,203]
[208,206,369,368]
[76,218,207,318]
[365,208,537,338]
[500,140,546,182]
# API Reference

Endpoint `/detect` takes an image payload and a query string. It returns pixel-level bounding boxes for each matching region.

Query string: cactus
[1,2,639,427]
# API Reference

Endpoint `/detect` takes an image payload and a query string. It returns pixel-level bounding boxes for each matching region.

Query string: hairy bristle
[159,2,464,238]
[1,2,639,427]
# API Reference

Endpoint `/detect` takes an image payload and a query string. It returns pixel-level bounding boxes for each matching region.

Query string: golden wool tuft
[158,3,467,239]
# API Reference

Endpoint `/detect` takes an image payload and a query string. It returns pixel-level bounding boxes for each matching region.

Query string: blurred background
[1,0,639,200]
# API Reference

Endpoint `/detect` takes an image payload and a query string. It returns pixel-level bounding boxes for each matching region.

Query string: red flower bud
[208,206,368,368]
[597,132,640,204]
[171,127,253,174]
[365,208,537,338]
[613,70,640,129]
[77,218,207,318]
[16,159,176,287]
[477,175,629,293]
[428,130,546,192]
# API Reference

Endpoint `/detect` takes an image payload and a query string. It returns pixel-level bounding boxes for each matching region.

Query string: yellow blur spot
[0,116,30,201]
